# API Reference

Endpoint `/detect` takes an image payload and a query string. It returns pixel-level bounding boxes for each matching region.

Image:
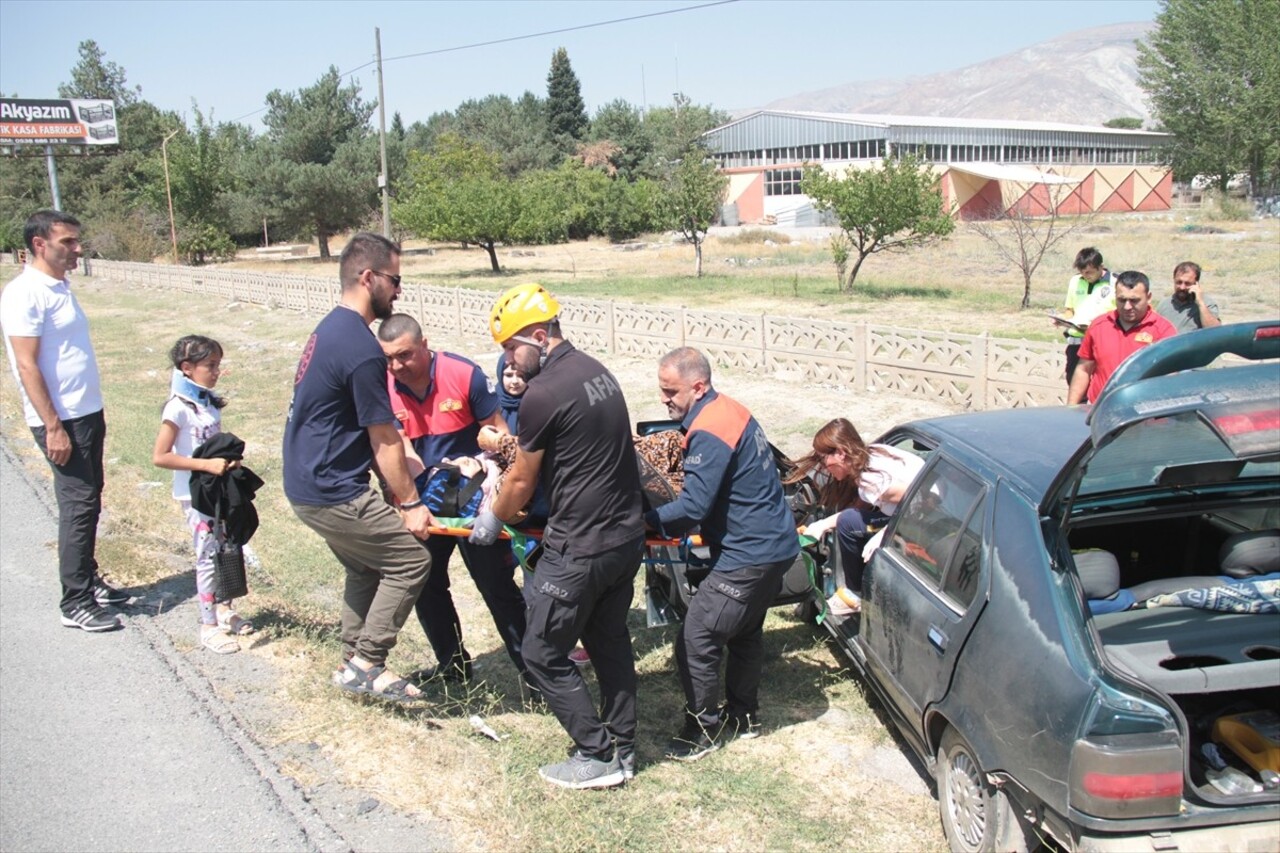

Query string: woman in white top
[787,418,925,612]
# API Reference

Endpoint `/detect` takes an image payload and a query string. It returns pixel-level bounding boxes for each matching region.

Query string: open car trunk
[1070,505,1280,802]
[1051,328,1280,806]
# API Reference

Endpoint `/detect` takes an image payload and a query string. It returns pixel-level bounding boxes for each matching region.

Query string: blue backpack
[422,462,486,518]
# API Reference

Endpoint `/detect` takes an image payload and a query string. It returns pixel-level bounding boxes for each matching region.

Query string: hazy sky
[0,0,1158,130]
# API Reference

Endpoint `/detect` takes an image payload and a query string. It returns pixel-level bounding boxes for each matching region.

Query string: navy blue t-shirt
[283,307,396,505]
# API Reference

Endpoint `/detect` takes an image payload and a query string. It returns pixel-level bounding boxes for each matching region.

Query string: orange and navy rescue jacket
[646,390,798,571]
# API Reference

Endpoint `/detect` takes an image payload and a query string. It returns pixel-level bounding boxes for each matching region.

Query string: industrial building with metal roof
[702,110,1173,224]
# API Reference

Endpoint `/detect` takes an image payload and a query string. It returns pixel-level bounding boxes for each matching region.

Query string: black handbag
[212,498,248,600]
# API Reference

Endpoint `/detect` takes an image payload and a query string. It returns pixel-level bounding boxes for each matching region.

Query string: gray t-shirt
[1156,294,1220,333]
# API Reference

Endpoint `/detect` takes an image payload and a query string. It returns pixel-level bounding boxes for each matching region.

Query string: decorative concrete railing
[87,260,1065,410]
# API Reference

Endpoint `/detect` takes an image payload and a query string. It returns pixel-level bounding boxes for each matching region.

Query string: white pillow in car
[1218,529,1280,579]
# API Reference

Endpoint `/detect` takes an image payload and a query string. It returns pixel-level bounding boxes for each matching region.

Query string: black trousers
[418,534,526,672]
[32,410,106,614]
[521,535,644,760]
[677,558,793,729]
[1064,341,1082,388]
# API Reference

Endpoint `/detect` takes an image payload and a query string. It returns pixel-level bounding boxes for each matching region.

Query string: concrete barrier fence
[87,260,1065,410]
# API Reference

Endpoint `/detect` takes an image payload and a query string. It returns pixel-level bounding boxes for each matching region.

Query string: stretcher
[424,524,706,548]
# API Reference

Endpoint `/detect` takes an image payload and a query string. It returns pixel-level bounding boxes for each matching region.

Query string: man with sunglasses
[1067,270,1176,405]
[283,232,433,703]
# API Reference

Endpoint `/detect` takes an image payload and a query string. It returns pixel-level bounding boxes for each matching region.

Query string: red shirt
[1078,309,1177,402]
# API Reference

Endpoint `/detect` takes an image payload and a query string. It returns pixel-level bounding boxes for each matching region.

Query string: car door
[858,454,990,728]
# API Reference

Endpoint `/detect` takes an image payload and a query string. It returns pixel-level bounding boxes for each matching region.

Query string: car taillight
[1070,733,1184,818]
[1081,769,1184,800]
[1255,325,1280,341]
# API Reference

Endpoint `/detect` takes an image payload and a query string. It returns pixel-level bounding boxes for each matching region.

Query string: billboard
[0,98,119,146]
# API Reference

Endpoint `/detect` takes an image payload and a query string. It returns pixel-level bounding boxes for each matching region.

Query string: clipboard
[1046,312,1088,334]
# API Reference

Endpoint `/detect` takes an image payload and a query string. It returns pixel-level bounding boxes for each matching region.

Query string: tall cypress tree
[546,47,588,151]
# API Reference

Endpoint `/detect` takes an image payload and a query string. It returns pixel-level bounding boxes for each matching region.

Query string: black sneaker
[61,604,123,633]
[538,750,625,790]
[664,717,721,762]
[721,712,762,742]
[92,579,131,607]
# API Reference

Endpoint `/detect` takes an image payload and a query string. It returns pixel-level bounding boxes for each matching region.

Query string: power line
[229,0,737,125]
[375,0,736,68]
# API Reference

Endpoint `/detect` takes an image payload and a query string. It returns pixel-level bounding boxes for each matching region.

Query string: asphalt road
[0,441,350,852]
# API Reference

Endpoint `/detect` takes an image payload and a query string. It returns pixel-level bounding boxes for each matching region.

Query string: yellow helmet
[489,283,561,344]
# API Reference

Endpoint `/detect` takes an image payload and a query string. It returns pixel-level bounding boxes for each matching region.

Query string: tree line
[0,42,729,274]
[3,6,1274,282]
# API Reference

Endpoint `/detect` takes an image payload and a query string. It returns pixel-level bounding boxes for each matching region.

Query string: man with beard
[469,283,645,789]
[283,232,433,703]
[1156,261,1221,332]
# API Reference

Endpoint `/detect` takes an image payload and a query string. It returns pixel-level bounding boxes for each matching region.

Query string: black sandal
[334,660,423,704]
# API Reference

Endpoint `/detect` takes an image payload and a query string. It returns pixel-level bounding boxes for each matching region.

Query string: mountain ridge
[752,22,1153,127]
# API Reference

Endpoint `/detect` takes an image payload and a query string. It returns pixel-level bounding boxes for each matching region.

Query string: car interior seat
[1076,550,1136,615]
[1218,528,1280,579]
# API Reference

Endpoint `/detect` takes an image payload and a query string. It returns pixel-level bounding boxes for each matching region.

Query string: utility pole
[375,27,391,239]
[44,144,62,209]
[161,129,180,264]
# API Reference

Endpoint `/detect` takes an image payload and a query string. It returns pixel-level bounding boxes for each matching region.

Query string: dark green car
[817,322,1280,851]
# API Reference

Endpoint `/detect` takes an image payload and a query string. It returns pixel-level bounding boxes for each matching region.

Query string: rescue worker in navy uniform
[468,284,645,790]
[646,347,799,761]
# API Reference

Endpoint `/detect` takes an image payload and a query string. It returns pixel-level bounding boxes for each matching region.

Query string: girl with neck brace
[151,334,255,654]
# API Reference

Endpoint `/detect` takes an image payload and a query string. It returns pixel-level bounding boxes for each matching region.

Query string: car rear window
[1079,409,1280,497]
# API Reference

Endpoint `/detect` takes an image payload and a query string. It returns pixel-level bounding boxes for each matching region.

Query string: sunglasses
[367,269,402,288]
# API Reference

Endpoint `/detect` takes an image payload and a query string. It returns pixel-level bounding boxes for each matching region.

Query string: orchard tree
[395,134,520,273]
[598,177,664,241]
[546,47,588,154]
[661,154,728,278]
[802,156,954,291]
[969,177,1092,308]
[1137,0,1280,194]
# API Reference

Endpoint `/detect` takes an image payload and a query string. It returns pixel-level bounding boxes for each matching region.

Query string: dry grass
[0,273,949,851]
[224,210,1280,342]
[0,210,1274,849]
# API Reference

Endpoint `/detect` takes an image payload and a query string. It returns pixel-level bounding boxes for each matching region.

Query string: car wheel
[936,728,1029,853]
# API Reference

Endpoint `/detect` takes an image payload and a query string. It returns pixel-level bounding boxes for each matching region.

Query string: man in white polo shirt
[1,210,129,632]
